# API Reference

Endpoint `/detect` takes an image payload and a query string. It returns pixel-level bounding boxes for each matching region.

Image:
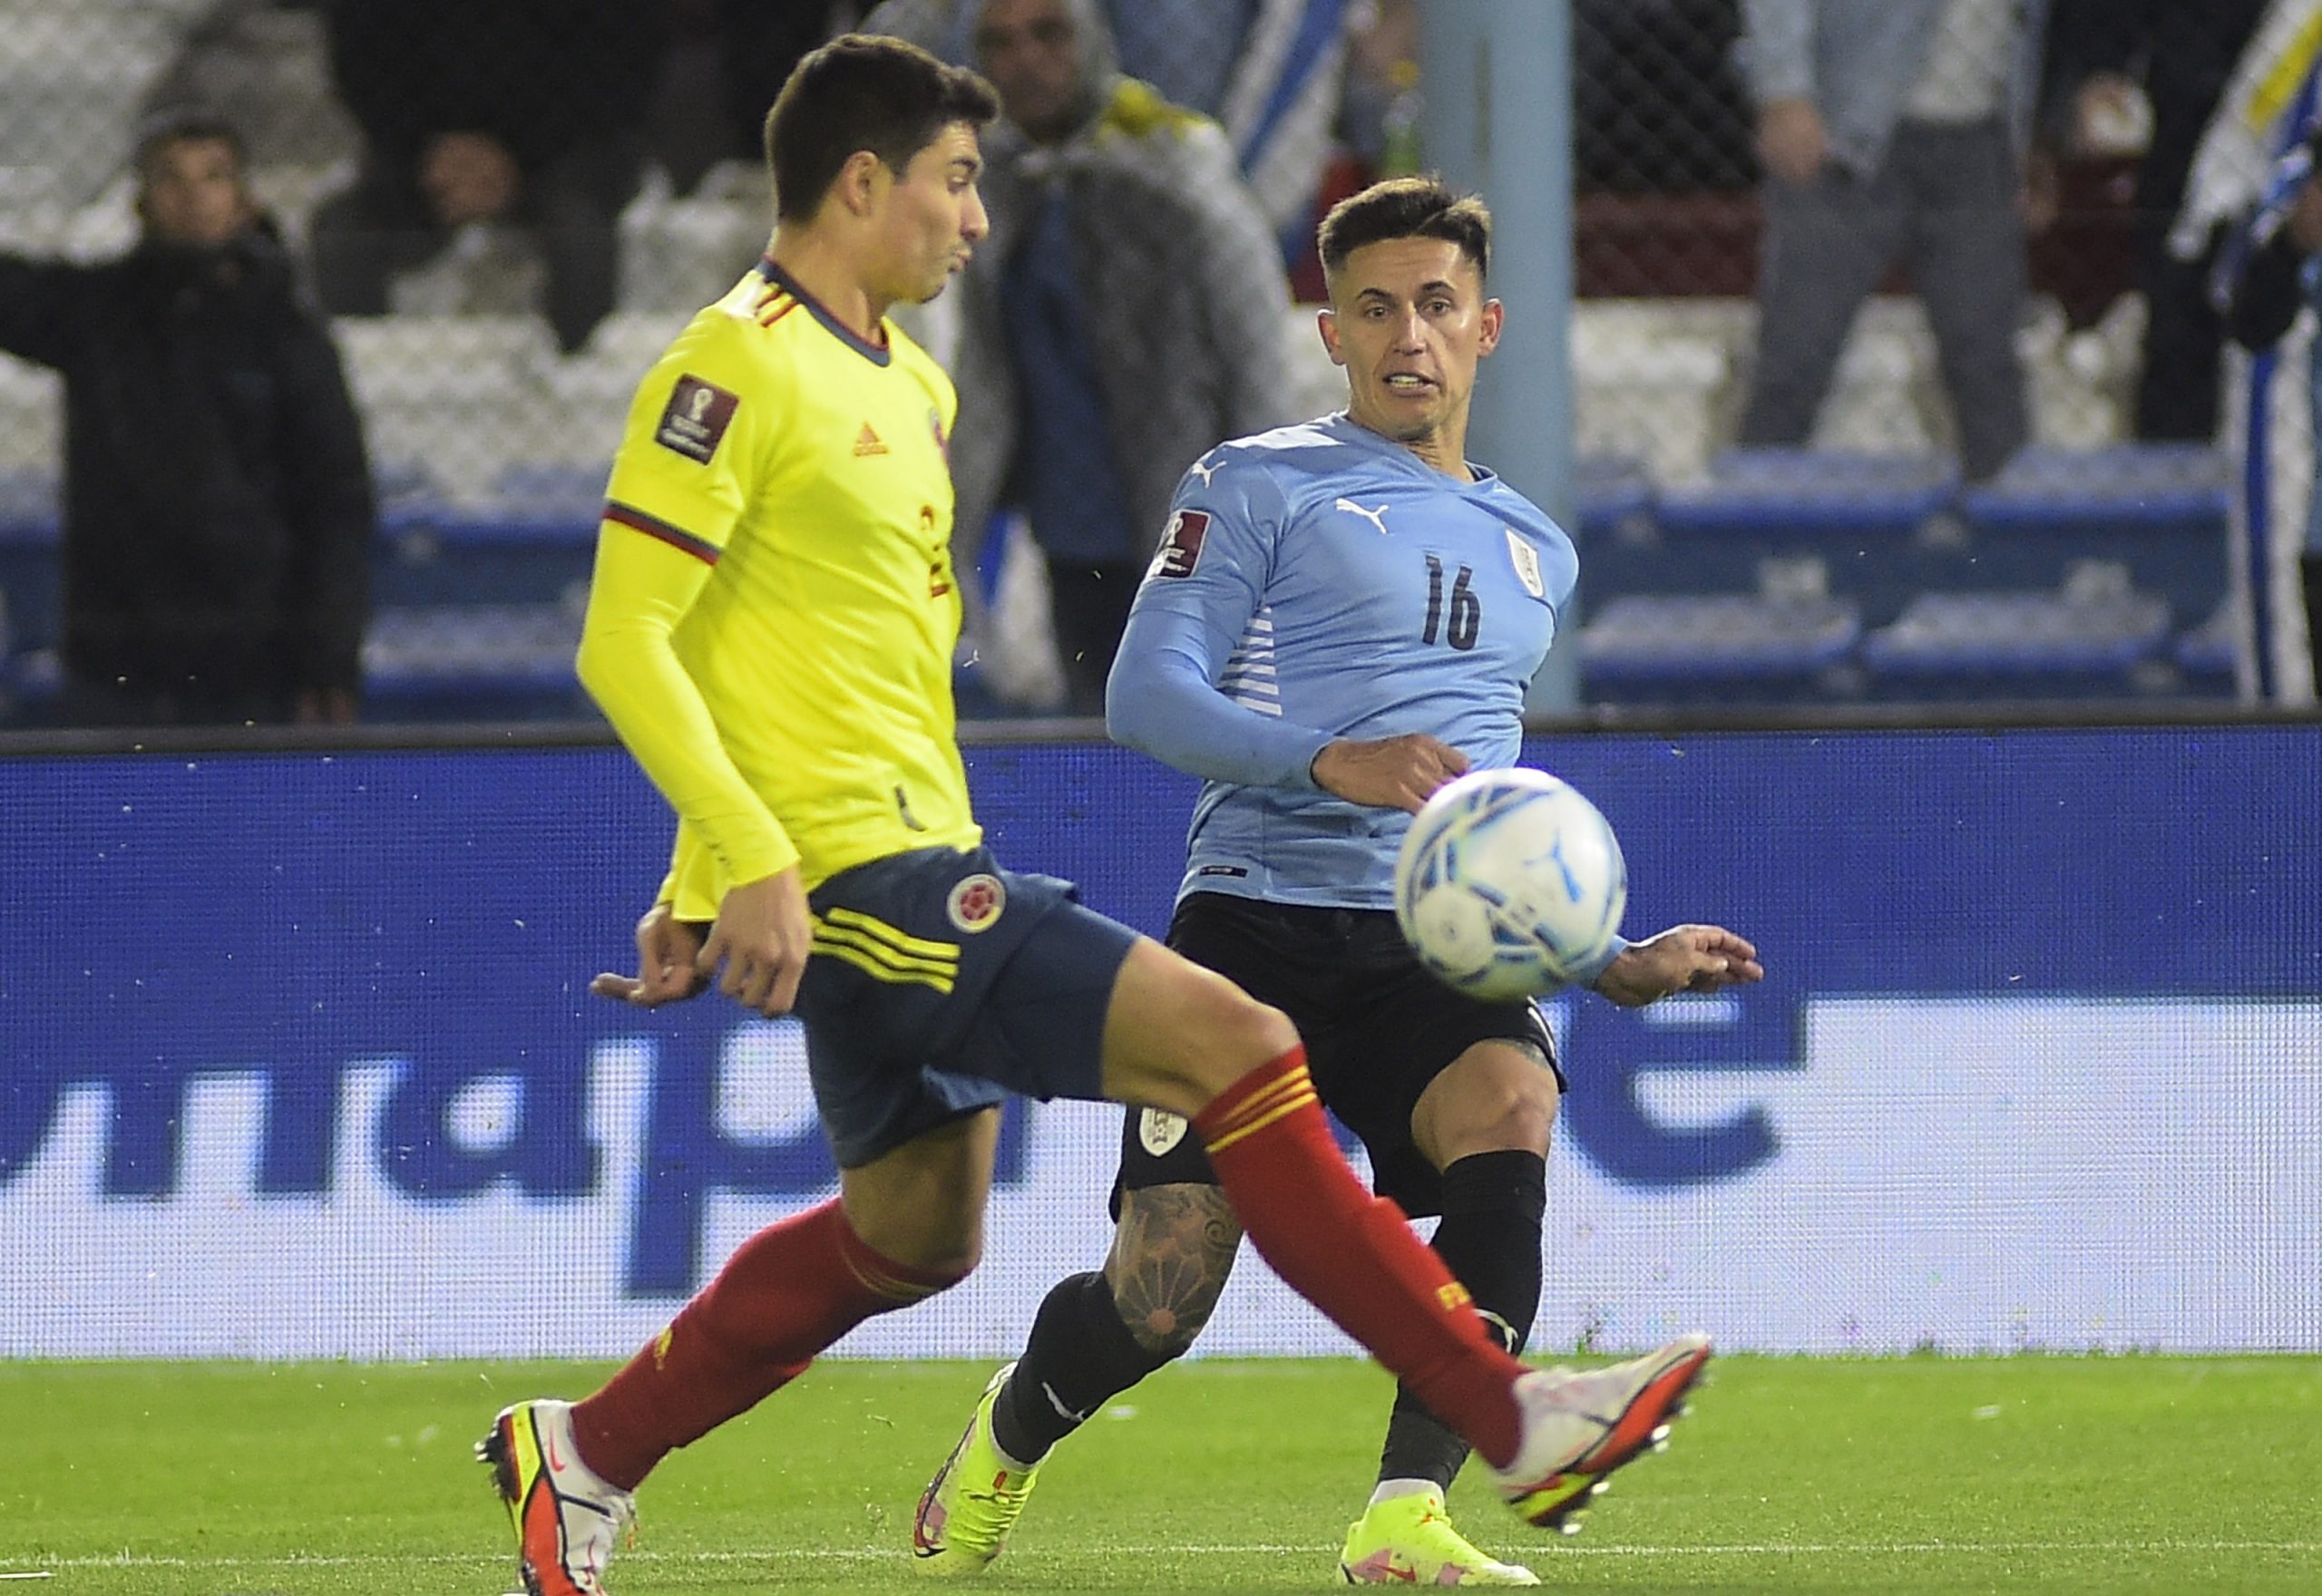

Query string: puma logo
[1334,497,1391,535]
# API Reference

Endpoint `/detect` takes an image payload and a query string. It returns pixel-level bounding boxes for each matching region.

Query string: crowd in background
[2,0,2318,725]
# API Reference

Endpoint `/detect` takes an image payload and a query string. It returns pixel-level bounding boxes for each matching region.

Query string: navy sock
[992,1270,1176,1465]
[1376,1150,1546,1491]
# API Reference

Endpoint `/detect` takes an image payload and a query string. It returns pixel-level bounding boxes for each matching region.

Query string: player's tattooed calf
[1105,1182,1243,1355]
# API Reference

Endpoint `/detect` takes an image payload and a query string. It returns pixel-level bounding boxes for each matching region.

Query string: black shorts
[1115,890,1563,1218]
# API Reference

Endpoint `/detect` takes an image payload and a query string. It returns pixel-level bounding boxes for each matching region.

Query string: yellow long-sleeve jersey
[576,259,980,919]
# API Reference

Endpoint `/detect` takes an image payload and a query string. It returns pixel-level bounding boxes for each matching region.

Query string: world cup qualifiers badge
[946,873,1006,932]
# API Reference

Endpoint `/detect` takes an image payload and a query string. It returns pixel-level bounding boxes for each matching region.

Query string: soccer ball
[1394,767,1627,1000]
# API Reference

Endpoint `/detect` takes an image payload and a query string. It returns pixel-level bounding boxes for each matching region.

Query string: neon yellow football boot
[1339,1487,1541,1585]
[912,1362,1044,1574]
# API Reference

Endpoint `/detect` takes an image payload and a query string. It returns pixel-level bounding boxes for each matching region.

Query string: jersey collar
[1324,412,1498,489]
[757,257,892,366]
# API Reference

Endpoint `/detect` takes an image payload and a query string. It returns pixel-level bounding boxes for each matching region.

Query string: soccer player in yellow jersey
[477,35,1712,1596]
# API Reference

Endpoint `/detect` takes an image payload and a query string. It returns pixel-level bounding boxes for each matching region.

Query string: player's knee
[1174,979,1299,1099]
[848,1215,984,1285]
[1488,1074,1560,1152]
[919,1240,981,1288]
[1420,1054,1560,1163]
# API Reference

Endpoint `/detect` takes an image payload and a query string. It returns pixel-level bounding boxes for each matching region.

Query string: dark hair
[1316,176,1492,283]
[765,34,1000,223]
[132,108,248,180]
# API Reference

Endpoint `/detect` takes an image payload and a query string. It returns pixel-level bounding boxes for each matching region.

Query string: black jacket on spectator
[326,0,658,177]
[0,222,374,707]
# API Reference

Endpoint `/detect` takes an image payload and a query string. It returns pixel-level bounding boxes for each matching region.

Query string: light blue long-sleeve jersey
[1106,412,1581,914]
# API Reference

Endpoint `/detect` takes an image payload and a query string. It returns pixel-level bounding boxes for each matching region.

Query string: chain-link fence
[0,0,2307,725]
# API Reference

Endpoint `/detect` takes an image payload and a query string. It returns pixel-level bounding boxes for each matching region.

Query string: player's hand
[590,901,709,1008]
[1591,925,1764,1008]
[1756,98,1828,187]
[1311,733,1469,813]
[697,868,814,1018]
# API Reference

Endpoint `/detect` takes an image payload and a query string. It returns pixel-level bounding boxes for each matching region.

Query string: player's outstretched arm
[590,900,709,1008]
[1310,733,1471,813]
[1590,925,1764,1008]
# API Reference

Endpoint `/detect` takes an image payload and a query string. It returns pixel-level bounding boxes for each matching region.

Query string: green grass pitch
[5,1355,2317,1593]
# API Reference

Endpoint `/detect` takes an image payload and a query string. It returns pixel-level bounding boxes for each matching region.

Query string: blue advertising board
[2,725,2316,1358]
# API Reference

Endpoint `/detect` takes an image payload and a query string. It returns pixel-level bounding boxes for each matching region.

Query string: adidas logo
[854,423,888,457]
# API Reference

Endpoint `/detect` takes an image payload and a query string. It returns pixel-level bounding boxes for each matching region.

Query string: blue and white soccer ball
[1393,767,1627,1000]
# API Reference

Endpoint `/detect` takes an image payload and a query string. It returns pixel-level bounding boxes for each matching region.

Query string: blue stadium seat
[373,458,446,537]
[2172,600,2242,698]
[1574,454,1654,543]
[0,471,59,713]
[1956,444,2231,628]
[1658,448,1959,537]
[1578,593,1863,706]
[374,461,599,610]
[362,603,590,721]
[1860,586,2176,701]
[1600,449,1961,629]
[2,646,61,724]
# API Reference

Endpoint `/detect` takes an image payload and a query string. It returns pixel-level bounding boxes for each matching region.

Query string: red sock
[1192,1047,1526,1468]
[571,1198,958,1489]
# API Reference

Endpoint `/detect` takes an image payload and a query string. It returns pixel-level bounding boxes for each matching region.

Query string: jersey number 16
[1420,553,1481,651]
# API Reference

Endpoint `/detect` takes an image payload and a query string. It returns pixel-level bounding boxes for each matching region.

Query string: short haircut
[132,109,247,180]
[1316,176,1492,285]
[764,34,1000,224]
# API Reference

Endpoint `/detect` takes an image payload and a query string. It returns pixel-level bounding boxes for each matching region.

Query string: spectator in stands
[2044,0,2267,443]
[0,112,374,727]
[645,1,873,195]
[867,0,1347,257]
[878,0,1297,714]
[307,0,657,353]
[1737,0,2049,482]
[1104,0,1348,248]
[2222,127,2322,686]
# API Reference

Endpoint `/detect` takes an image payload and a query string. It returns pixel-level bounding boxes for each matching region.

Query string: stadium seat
[1859,579,2175,700]
[1632,448,1960,629]
[0,646,61,725]
[0,471,60,707]
[361,602,590,721]
[1578,592,1863,706]
[1956,443,2233,628]
[2172,600,2243,699]
[373,462,599,612]
[1574,454,1654,543]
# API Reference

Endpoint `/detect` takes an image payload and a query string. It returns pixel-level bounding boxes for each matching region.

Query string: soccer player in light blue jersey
[914,177,1763,1585]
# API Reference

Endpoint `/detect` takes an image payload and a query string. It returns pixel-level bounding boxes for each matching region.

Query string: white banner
[5,999,2316,1358]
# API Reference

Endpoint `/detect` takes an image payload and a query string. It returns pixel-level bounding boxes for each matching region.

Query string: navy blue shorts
[794,845,1141,1168]
[1116,891,1561,1217]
